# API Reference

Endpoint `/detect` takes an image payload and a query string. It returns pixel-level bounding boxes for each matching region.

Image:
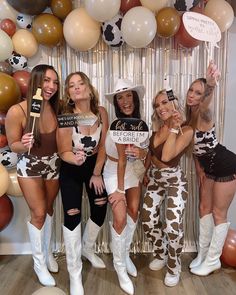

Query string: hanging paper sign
[110,118,149,147]
[183,12,221,43]
[57,113,98,128]
[30,88,43,117]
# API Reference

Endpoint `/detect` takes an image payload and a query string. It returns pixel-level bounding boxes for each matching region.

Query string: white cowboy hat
[105,78,145,103]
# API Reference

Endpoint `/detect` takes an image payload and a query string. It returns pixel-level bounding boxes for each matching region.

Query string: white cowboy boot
[82,218,105,268]
[189,213,214,269]
[27,222,55,286]
[164,272,180,287]
[110,222,134,295]
[191,222,230,276]
[125,214,137,277]
[44,214,59,273]
[149,257,167,271]
[63,224,84,295]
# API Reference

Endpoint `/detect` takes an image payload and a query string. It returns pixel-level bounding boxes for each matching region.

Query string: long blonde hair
[185,78,207,130]
[151,89,185,131]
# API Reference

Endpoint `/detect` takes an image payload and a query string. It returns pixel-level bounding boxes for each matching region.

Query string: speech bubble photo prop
[109,118,149,147]
[57,113,98,128]
[183,11,221,61]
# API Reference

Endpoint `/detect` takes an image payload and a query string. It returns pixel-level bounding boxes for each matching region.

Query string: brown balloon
[174,16,201,48]
[7,0,49,15]
[0,61,13,75]
[13,70,30,98]
[0,194,14,231]
[156,7,181,38]
[0,134,7,148]
[0,112,6,126]
[0,18,16,37]
[51,0,73,20]
[0,73,21,112]
[120,0,142,15]
[221,228,236,267]
[32,13,63,47]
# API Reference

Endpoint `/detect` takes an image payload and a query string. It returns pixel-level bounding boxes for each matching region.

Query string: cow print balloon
[102,14,124,48]
[174,0,200,11]
[0,147,18,169]
[8,52,28,70]
[16,13,33,30]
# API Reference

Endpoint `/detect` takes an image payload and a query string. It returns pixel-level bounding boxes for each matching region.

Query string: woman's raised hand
[206,60,221,86]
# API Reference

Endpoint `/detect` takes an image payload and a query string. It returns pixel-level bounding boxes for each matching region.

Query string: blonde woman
[142,90,193,287]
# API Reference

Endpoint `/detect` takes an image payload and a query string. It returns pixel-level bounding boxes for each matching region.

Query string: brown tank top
[30,129,57,157]
[149,132,185,167]
[18,104,57,157]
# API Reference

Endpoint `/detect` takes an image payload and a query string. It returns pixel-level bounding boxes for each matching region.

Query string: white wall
[224,18,236,230]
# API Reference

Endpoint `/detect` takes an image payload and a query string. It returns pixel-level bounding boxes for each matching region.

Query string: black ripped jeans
[59,154,107,231]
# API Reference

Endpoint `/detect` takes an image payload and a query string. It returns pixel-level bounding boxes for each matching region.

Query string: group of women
[4,61,236,295]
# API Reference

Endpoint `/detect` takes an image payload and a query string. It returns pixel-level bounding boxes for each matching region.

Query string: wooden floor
[0,253,236,295]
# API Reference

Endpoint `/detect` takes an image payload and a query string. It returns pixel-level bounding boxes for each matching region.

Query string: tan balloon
[140,0,168,13]
[204,0,234,32]
[12,29,38,58]
[0,163,10,197]
[63,7,101,51]
[6,168,23,197]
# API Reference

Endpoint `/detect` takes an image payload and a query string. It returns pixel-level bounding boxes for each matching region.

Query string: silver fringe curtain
[42,0,228,254]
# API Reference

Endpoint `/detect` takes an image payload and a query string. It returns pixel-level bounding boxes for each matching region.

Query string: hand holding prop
[164,78,183,135]
[28,88,43,154]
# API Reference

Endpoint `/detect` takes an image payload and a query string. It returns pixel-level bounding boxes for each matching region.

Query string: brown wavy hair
[61,71,99,117]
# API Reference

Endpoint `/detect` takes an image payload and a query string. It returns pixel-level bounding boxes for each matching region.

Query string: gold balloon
[51,0,72,20]
[6,168,23,197]
[0,72,21,112]
[0,163,10,197]
[156,7,181,38]
[12,29,38,58]
[32,13,63,47]
[63,8,101,51]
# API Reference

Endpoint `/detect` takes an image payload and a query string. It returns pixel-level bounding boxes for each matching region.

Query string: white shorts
[103,158,139,195]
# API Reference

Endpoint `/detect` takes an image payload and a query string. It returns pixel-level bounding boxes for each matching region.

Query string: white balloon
[85,0,121,22]
[32,287,66,295]
[0,0,18,22]
[140,0,168,13]
[121,7,157,48]
[0,29,13,62]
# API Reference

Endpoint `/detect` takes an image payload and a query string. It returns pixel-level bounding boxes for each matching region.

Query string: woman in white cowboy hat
[103,79,147,295]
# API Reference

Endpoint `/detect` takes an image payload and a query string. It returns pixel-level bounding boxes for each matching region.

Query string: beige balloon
[63,7,101,51]
[12,29,38,58]
[0,163,10,197]
[6,168,23,197]
[0,29,14,62]
[204,0,234,32]
[0,0,18,22]
[140,0,168,13]
[32,287,66,295]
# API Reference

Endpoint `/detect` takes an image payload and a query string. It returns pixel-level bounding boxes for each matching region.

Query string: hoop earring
[68,98,75,106]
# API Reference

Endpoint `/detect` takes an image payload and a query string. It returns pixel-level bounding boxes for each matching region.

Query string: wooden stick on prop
[28,88,43,154]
